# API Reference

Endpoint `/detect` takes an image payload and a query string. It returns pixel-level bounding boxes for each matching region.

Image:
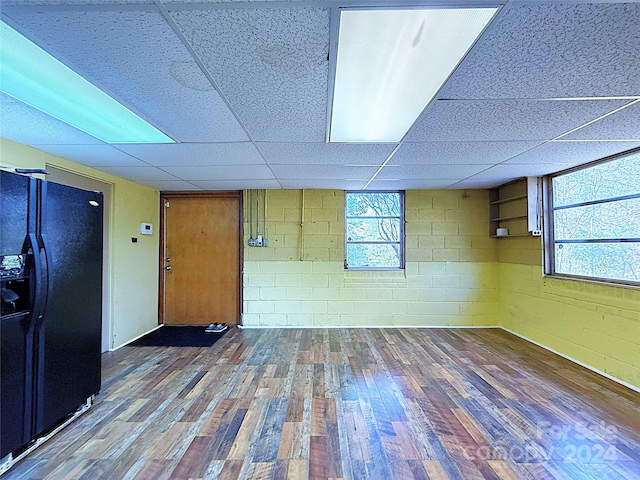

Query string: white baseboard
[500,327,640,394]
[109,324,164,351]
[238,324,501,330]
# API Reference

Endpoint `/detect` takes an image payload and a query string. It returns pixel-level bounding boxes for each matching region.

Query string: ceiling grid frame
[153,0,282,187]
[1,0,639,191]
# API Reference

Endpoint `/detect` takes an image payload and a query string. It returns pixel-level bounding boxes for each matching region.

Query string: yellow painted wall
[498,236,640,389]
[245,188,639,389]
[0,139,160,348]
[243,189,500,327]
[4,138,636,388]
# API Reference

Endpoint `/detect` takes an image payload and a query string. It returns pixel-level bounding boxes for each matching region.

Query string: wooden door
[161,193,242,325]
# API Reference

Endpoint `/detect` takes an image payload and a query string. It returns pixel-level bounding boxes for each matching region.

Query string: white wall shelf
[489,177,542,238]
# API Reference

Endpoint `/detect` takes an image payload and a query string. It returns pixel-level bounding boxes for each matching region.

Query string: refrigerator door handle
[36,234,50,328]
[24,233,48,323]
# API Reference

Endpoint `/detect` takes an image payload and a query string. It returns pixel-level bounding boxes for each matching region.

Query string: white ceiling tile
[2,2,638,192]
[270,164,376,180]
[34,145,148,167]
[7,10,247,143]
[164,0,301,3]
[191,179,281,191]
[257,142,396,165]
[505,141,640,165]
[280,179,367,190]
[562,102,640,141]
[0,94,103,145]
[138,180,202,191]
[117,142,265,167]
[406,99,631,142]
[378,164,488,180]
[367,179,457,190]
[160,164,275,181]
[468,163,585,180]
[3,1,152,4]
[393,141,541,165]
[447,178,510,190]
[97,166,180,182]
[171,8,330,142]
[440,3,640,99]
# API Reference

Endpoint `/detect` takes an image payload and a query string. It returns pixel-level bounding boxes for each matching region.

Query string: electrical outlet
[263,238,268,247]
[248,238,257,247]
[256,235,263,247]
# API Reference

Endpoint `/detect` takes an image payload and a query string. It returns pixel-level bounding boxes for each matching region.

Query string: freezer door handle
[23,233,49,324]
[24,233,42,319]
[37,234,51,327]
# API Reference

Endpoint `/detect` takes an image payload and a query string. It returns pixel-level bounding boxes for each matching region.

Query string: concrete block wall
[243,189,500,328]
[498,237,640,389]
[242,188,639,389]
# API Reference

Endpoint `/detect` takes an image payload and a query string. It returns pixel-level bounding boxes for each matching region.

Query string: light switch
[140,223,153,235]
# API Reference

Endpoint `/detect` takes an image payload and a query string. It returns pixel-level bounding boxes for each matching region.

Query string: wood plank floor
[5,328,640,479]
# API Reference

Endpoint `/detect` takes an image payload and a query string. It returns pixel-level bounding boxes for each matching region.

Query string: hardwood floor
[5,328,640,479]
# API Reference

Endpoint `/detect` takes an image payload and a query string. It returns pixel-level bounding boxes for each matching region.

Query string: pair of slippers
[205,322,228,333]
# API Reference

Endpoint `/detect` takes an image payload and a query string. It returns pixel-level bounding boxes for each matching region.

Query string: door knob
[165,265,172,271]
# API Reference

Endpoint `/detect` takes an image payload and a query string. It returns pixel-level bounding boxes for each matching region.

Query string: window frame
[344,190,405,270]
[543,147,640,288]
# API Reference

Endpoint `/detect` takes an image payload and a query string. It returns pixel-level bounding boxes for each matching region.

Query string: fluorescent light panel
[0,21,173,144]
[330,7,498,143]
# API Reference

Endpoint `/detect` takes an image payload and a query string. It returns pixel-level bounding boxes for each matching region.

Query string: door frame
[158,191,244,326]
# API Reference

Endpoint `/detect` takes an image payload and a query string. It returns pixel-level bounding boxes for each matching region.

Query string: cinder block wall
[243,189,500,327]
[243,188,640,389]
[498,237,640,389]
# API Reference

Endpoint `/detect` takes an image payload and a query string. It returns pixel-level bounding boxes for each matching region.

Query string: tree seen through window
[345,192,404,269]
[550,150,640,284]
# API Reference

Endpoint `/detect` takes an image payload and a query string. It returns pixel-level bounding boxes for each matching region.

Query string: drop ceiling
[1,0,639,191]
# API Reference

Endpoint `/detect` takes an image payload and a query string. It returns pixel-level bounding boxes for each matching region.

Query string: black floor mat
[127,325,229,347]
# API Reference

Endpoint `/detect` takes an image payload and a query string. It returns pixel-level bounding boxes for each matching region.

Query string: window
[345,191,404,269]
[545,148,640,286]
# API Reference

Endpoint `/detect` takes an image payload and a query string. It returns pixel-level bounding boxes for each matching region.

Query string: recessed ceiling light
[329,7,498,143]
[0,21,174,144]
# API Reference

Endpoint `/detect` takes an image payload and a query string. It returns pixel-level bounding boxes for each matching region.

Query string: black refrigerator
[0,170,103,465]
